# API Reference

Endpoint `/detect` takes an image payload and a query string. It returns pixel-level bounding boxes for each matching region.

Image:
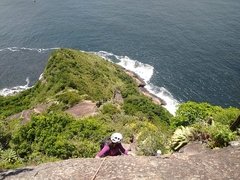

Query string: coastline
[124,69,167,106]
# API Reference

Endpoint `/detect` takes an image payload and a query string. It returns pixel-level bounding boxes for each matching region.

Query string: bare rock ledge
[1,145,240,180]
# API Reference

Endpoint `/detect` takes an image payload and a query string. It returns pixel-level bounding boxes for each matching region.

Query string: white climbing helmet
[111,132,123,143]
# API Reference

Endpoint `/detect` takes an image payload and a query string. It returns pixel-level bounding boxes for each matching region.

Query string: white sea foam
[7,47,20,52]
[0,47,59,96]
[39,73,44,80]
[0,47,59,53]
[117,56,154,82]
[0,78,31,96]
[94,51,114,58]
[145,84,179,115]
[95,51,179,115]
[92,51,115,62]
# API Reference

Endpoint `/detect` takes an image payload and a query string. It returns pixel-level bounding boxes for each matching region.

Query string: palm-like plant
[171,126,196,151]
[1,149,18,163]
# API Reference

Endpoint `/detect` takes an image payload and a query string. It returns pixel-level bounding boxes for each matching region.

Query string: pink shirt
[96,143,128,157]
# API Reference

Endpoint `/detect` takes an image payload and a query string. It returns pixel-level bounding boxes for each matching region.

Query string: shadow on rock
[0,168,33,180]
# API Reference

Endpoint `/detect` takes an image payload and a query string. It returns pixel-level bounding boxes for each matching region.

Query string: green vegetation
[0,49,138,116]
[11,113,111,159]
[170,102,240,149]
[170,126,196,151]
[123,95,171,124]
[0,49,239,170]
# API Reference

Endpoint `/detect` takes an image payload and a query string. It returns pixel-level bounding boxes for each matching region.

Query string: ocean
[0,0,240,114]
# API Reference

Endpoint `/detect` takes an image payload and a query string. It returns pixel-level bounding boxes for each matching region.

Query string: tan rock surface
[65,100,98,118]
[1,145,240,180]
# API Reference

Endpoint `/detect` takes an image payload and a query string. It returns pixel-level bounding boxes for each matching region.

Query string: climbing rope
[91,157,106,180]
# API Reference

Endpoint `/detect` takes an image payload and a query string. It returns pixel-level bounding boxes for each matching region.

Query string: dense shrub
[56,90,84,107]
[137,130,167,156]
[11,113,111,160]
[101,103,121,115]
[73,140,99,158]
[123,95,172,124]
[171,101,222,127]
[0,118,21,150]
[0,121,10,149]
[120,120,170,155]
[212,107,240,126]
[170,102,240,149]
[44,138,77,159]
[0,94,31,117]
[207,123,237,148]
[171,102,240,128]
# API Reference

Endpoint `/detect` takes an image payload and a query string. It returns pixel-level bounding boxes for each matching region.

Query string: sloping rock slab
[65,101,98,118]
[7,103,51,124]
[1,146,240,180]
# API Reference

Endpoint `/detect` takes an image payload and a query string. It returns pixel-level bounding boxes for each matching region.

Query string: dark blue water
[0,0,240,108]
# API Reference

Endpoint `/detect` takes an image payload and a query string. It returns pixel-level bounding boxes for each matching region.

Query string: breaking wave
[0,47,59,53]
[0,47,59,96]
[95,51,179,115]
[0,78,31,96]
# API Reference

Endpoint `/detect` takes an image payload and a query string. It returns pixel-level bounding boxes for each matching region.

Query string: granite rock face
[1,145,240,180]
[65,100,98,118]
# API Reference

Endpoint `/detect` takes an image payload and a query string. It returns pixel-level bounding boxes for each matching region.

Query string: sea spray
[94,51,179,115]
